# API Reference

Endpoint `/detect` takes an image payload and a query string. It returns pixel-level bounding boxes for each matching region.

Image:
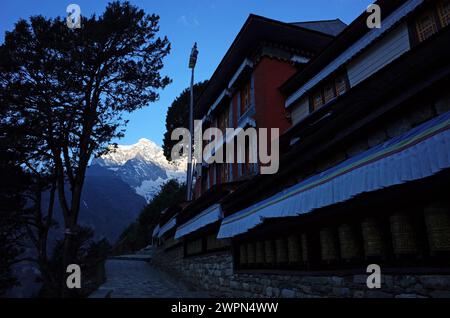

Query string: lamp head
[189,42,198,69]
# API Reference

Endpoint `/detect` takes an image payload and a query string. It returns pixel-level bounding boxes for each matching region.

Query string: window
[415,10,438,42]
[217,106,229,134]
[240,82,251,116]
[312,91,324,110]
[438,0,450,27]
[335,75,348,96]
[323,82,336,104]
[237,138,258,178]
[228,101,234,128]
[413,1,450,44]
[310,73,349,111]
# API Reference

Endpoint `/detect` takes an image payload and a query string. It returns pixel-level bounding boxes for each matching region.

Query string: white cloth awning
[152,224,160,238]
[158,215,177,238]
[175,204,223,239]
[218,111,450,238]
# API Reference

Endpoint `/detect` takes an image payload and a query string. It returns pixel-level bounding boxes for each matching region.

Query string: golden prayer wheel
[320,227,339,261]
[424,203,450,253]
[287,234,302,264]
[338,224,361,260]
[264,240,276,265]
[247,242,256,265]
[361,217,386,258]
[390,212,419,255]
[255,241,265,264]
[239,244,248,265]
[275,238,288,264]
[301,234,309,262]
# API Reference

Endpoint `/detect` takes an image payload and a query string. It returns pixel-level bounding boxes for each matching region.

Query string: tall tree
[0,1,171,295]
[0,79,59,295]
[0,143,28,295]
[162,81,208,161]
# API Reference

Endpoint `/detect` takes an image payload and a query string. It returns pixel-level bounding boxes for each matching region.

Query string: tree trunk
[61,220,76,298]
[61,180,86,297]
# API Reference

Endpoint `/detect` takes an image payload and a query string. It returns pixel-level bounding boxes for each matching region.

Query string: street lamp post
[187,43,198,201]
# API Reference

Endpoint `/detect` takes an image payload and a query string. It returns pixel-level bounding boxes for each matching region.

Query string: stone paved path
[90,259,209,298]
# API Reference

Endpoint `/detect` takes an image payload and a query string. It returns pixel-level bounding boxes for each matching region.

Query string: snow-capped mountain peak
[95,138,174,167]
[91,138,186,202]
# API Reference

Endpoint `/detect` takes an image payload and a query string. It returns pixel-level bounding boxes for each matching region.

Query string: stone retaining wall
[152,246,450,298]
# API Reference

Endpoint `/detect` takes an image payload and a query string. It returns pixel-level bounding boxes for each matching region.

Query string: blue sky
[0,0,372,146]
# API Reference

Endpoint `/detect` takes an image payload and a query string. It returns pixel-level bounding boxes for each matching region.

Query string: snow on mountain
[91,138,186,202]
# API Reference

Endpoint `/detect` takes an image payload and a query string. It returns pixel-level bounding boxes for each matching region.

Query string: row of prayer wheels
[238,203,450,267]
[239,234,309,267]
[321,204,450,261]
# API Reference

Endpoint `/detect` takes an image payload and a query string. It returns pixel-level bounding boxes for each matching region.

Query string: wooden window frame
[311,90,325,111]
[335,75,349,97]
[410,1,449,45]
[309,72,349,112]
[324,81,337,104]
[415,9,439,42]
[437,0,450,28]
[217,106,229,134]
[240,81,251,117]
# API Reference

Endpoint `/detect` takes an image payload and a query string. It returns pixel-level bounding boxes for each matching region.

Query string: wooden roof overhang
[196,14,335,119]
[280,0,413,98]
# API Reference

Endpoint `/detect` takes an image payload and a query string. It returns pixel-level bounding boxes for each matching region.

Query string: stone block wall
[152,246,450,298]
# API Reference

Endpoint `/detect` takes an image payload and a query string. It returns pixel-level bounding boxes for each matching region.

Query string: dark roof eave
[196,14,336,118]
[280,0,407,96]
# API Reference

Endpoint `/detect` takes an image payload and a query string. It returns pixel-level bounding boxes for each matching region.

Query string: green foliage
[162,80,209,161]
[114,179,185,254]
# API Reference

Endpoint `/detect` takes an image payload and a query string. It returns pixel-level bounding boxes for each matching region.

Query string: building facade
[152,0,450,298]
